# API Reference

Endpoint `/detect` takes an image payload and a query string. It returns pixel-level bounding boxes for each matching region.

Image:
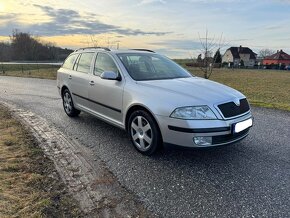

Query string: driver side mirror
[100,71,121,81]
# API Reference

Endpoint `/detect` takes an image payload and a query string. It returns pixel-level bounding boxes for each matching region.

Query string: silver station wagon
[57,47,253,155]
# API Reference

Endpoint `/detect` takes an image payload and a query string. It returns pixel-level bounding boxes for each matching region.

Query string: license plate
[233,118,253,133]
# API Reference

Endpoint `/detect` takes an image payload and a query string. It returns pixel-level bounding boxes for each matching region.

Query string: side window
[94,53,119,76]
[76,53,94,73]
[62,54,78,69]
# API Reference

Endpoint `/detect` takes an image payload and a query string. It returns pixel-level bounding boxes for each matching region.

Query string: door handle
[89,81,95,86]
[68,75,72,79]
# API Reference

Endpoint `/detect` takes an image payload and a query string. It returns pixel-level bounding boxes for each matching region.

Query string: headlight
[170,106,217,120]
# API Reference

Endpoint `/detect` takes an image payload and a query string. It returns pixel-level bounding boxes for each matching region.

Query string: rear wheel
[62,89,80,117]
[128,110,162,155]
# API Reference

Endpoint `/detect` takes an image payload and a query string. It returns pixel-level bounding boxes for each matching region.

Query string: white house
[222,46,257,67]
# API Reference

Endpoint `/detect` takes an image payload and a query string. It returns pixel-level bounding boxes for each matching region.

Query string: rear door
[70,52,95,110]
[88,52,125,125]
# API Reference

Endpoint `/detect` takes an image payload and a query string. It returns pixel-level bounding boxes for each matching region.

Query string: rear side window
[94,53,119,76]
[76,52,94,73]
[62,54,78,69]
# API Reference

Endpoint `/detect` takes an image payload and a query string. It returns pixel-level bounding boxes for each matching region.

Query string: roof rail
[130,49,155,53]
[75,47,111,52]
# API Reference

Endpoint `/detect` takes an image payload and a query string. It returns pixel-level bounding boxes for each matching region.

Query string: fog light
[193,136,212,146]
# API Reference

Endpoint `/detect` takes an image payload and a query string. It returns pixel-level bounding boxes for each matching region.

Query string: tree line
[0,30,73,62]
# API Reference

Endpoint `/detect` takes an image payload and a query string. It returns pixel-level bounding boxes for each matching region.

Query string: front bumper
[156,112,252,148]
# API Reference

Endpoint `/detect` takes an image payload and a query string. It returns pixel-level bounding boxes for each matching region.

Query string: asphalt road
[1,76,289,217]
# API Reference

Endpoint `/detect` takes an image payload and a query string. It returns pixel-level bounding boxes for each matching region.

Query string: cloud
[0,4,171,37]
[184,0,242,2]
[140,0,166,4]
[0,13,17,20]
[148,39,203,50]
[265,25,283,30]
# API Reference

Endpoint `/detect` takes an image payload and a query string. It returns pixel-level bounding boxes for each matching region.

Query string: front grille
[218,98,250,118]
[212,129,249,145]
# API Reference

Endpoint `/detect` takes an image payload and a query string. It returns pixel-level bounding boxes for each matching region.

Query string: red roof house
[263,50,290,66]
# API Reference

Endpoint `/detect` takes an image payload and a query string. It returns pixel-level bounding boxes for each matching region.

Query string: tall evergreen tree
[213,50,222,63]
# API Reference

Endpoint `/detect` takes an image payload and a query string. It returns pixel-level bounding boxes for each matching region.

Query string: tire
[62,89,80,117]
[128,110,162,155]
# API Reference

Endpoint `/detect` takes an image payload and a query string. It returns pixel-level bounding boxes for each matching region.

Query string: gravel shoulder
[1,102,154,217]
[0,104,82,217]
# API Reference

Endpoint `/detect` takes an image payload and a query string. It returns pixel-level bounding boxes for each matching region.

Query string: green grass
[0,106,82,217]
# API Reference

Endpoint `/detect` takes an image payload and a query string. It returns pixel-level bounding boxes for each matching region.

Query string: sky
[0,0,290,58]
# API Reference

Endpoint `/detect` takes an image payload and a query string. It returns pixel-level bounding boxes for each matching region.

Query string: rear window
[62,54,78,69]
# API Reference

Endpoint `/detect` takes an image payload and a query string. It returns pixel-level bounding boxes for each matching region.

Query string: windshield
[117,53,192,81]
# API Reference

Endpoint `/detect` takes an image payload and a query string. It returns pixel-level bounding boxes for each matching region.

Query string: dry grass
[0,68,57,80]
[184,67,290,112]
[0,106,82,217]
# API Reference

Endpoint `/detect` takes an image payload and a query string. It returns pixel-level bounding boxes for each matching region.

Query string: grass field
[0,64,59,80]
[0,62,289,112]
[183,67,290,111]
[0,105,82,217]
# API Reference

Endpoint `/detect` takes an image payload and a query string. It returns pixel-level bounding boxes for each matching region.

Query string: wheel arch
[125,104,163,140]
[61,85,69,97]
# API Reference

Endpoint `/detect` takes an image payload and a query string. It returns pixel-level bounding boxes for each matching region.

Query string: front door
[88,52,124,126]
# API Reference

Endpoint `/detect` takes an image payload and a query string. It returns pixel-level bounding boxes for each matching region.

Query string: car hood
[137,77,245,106]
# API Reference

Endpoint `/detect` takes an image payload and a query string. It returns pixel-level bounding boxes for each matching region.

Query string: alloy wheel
[130,116,153,151]
[63,92,72,114]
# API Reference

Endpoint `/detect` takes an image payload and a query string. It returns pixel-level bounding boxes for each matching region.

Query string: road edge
[1,102,155,217]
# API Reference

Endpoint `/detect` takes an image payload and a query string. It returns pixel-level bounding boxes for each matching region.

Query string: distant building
[262,50,290,66]
[222,46,257,67]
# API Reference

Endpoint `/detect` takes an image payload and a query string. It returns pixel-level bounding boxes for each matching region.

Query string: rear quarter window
[62,54,78,69]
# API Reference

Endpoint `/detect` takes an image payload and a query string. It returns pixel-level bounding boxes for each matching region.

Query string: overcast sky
[0,0,290,58]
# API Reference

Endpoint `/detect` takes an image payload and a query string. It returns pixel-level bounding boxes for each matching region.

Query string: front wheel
[62,89,80,117]
[128,110,162,155]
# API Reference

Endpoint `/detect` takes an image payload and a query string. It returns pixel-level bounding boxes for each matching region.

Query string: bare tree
[195,30,227,79]
[88,34,120,49]
[90,35,100,47]
[0,42,11,62]
[259,49,275,58]
[9,30,73,61]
